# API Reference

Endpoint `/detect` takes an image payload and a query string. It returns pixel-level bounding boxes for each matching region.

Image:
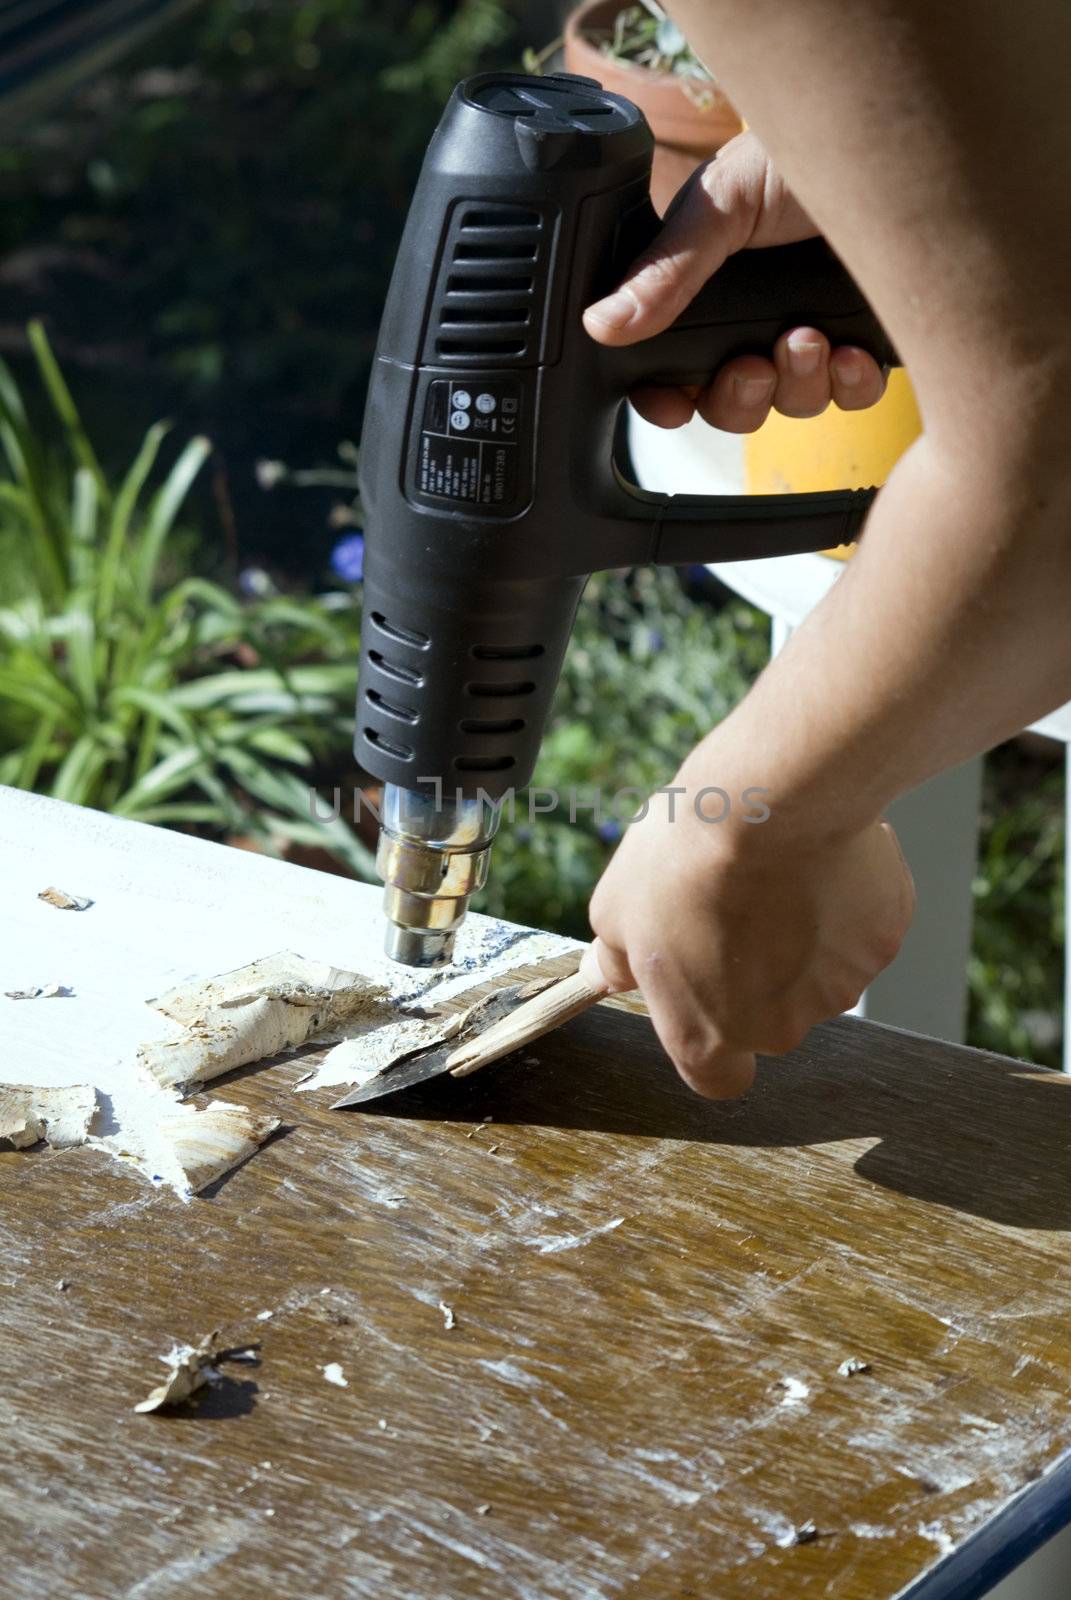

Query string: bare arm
[582,0,1071,1093]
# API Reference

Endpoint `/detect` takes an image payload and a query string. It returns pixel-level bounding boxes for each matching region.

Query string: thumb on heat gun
[582,130,816,347]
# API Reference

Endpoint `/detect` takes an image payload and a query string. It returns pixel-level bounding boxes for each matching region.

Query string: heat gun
[356,70,899,967]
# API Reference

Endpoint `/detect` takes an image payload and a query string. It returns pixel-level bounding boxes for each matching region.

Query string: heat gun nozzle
[383,922,458,968]
[377,785,501,968]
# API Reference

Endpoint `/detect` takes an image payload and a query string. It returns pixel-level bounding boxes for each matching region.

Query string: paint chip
[0,1082,97,1150]
[476,1504,491,1516]
[781,1516,826,1542]
[5,982,71,1000]
[138,952,389,1096]
[837,1356,872,1377]
[439,1301,457,1331]
[323,1362,348,1388]
[151,1099,281,1196]
[38,886,92,911]
[133,1331,258,1413]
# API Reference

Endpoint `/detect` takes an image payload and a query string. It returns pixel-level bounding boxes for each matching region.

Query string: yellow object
[744,369,921,559]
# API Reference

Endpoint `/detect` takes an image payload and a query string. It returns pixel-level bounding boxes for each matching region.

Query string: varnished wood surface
[3,1004,1071,1600]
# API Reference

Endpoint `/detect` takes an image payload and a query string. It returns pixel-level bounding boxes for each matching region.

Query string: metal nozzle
[378,785,501,967]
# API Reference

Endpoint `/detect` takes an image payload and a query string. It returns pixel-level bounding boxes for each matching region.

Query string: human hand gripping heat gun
[356,71,900,967]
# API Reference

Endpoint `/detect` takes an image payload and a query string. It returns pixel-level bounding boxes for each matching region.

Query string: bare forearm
[666,0,1071,827]
[691,432,1071,834]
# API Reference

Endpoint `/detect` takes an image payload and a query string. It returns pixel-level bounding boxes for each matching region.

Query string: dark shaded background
[0,0,567,575]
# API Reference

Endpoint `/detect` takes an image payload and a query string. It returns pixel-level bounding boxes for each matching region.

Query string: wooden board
[4,986,1071,1599]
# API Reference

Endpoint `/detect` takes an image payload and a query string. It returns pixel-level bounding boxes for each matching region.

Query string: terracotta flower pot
[562,0,743,215]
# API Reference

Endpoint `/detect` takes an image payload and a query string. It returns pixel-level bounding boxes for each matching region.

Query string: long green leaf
[0,664,81,721]
[51,733,111,806]
[27,321,108,501]
[113,745,208,815]
[133,803,231,825]
[236,725,314,765]
[218,749,375,878]
[97,421,169,624]
[169,664,354,710]
[56,601,98,712]
[135,435,211,601]
[0,363,68,604]
[109,685,197,744]
[14,713,59,790]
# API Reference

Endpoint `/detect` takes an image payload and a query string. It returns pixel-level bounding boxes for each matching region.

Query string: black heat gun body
[356,71,899,966]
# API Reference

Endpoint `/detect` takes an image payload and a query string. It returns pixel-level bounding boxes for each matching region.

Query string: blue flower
[330,531,365,583]
[597,818,623,844]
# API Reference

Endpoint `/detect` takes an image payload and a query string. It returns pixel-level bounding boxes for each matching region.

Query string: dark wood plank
[3,1007,1071,1600]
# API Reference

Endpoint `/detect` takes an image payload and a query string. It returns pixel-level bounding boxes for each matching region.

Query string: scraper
[331,964,608,1108]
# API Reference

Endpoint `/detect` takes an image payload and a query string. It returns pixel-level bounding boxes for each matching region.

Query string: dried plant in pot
[561,0,742,213]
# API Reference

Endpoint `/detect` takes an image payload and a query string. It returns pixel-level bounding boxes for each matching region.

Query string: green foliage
[0,0,521,522]
[587,1,713,83]
[969,760,1065,1067]
[0,326,373,876]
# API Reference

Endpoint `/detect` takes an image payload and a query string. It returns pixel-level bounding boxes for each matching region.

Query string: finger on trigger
[629,385,698,429]
[830,345,887,411]
[697,356,776,434]
[772,326,832,418]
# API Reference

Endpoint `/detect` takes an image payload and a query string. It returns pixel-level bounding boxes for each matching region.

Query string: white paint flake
[777,1377,811,1407]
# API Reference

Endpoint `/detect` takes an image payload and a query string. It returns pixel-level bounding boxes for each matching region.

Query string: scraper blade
[331,968,606,1108]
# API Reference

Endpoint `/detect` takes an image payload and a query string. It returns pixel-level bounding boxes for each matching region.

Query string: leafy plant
[0,324,373,875]
[969,759,1065,1067]
[0,0,522,571]
[589,0,715,86]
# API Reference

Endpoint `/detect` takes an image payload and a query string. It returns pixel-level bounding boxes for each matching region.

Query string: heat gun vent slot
[438,338,526,359]
[440,307,531,327]
[368,650,423,688]
[472,643,544,662]
[454,755,516,774]
[462,208,540,229]
[365,688,418,725]
[455,242,537,263]
[429,202,548,365]
[459,717,525,736]
[363,727,413,762]
[447,273,531,296]
[370,611,430,649]
[468,680,536,698]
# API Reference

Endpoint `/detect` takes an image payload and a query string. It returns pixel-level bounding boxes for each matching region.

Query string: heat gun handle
[592,233,900,564]
[606,232,898,387]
